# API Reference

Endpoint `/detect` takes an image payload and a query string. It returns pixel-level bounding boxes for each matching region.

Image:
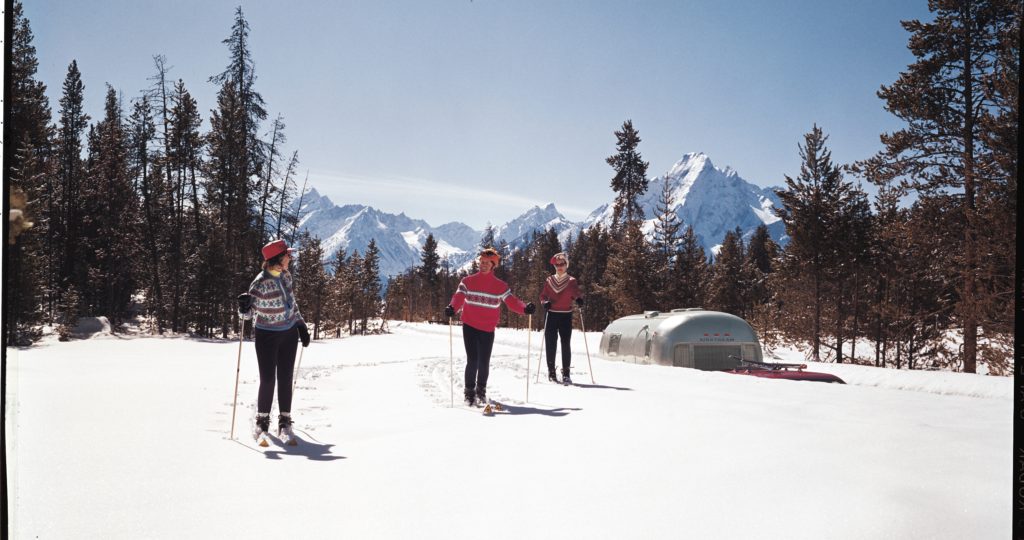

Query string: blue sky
[22,0,932,230]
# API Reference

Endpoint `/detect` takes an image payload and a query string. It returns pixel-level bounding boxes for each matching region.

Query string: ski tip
[258,438,270,448]
[287,439,298,446]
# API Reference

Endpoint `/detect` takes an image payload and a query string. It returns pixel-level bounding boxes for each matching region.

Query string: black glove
[297,321,310,347]
[542,300,552,311]
[444,305,455,318]
[237,293,253,313]
[524,302,536,315]
[575,297,584,306]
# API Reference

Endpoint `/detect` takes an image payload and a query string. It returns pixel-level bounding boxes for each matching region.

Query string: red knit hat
[261,239,296,261]
[549,252,568,268]
[479,247,501,266]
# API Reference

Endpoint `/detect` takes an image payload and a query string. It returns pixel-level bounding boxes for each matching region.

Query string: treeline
[293,234,384,338]
[384,0,1018,376]
[5,5,318,341]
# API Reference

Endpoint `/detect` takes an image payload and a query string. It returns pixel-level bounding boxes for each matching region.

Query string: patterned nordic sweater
[449,271,527,333]
[539,273,582,313]
[241,270,305,331]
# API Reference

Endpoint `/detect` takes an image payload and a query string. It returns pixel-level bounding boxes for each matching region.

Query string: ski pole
[526,314,532,402]
[535,310,549,383]
[291,339,305,398]
[449,316,454,408]
[230,318,245,440]
[578,307,595,384]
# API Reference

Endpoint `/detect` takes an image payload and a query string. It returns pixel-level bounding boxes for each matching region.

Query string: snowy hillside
[294,189,481,279]
[6,325,1010,539]
[493,203,579,250]
[583,152,786,256]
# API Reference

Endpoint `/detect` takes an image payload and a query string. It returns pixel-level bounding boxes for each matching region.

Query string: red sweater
[539,273,582,312]
[450,271,527,332]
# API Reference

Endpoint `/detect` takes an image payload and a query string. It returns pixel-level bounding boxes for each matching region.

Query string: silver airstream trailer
[599,308,762,370]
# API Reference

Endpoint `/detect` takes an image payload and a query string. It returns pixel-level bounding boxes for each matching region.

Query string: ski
[280,430,298,446]
[257,433,270,447]
[482,400,506,415]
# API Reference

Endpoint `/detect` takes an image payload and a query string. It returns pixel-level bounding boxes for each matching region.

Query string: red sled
[725,357,846,384]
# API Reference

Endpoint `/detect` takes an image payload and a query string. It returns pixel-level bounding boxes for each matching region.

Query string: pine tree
[569,224,613,330]
[854,0,1018,373]
[527,228,563,328]
[345,251,364,334]
[327,254,353,335]
[128,94,169,332]
[294,233,329,340]
[707,228,747,317]
[603,120,652,317]
[258,114,286,244]
[203,7,268,336]
[972,0,1019,361]
[418,233,442,319]
[651,177,682,309]
[672,225,709,311]
[604,220,653,317]
[5,1,53,344]
[360,239,383,333]
[605,120,650,230]
[743,224,780,339]
[776,125,852,361]
[55,60,90,321]
[479,224,496,252]
[80,86,140,325]
[274,151,301,239]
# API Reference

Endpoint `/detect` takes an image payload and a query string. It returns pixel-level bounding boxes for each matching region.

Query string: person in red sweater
[539,252,583,384]
[445,247,535,406]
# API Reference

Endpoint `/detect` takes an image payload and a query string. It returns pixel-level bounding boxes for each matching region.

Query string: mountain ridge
[293,152,787,281]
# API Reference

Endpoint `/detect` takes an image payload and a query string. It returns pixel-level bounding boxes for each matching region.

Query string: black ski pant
[463,323,495,396]
[544,311,573,374]
[254,326,299,414]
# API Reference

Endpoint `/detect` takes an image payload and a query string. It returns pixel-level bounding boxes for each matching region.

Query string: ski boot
[548,371,560,384]
[562,369,573,386]
[254,413,271,447]
[278,412,298,446]
[464,389,476,407]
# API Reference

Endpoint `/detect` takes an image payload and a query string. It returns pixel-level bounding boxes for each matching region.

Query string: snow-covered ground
[5,322,1010,539]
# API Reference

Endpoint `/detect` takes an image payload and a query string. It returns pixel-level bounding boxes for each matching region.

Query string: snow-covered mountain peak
[582,151,786,256]
[666,151,713,177]
[495,203,578,248]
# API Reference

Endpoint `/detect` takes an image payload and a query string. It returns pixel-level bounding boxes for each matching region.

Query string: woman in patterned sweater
[445,247,536,406]
[237,239,310,443]
[539,252,583,384]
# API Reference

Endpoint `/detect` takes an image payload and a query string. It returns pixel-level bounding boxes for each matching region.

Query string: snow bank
[70,316,112,338]
[766,346,1011,400]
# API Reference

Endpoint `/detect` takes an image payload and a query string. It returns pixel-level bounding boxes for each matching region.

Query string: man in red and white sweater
[539,252,584,384]
[445,248,535,406]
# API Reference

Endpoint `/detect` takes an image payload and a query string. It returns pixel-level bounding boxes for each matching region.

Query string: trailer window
[607,334,621,356]
[693,345,742,371]
[673,345,692,368]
